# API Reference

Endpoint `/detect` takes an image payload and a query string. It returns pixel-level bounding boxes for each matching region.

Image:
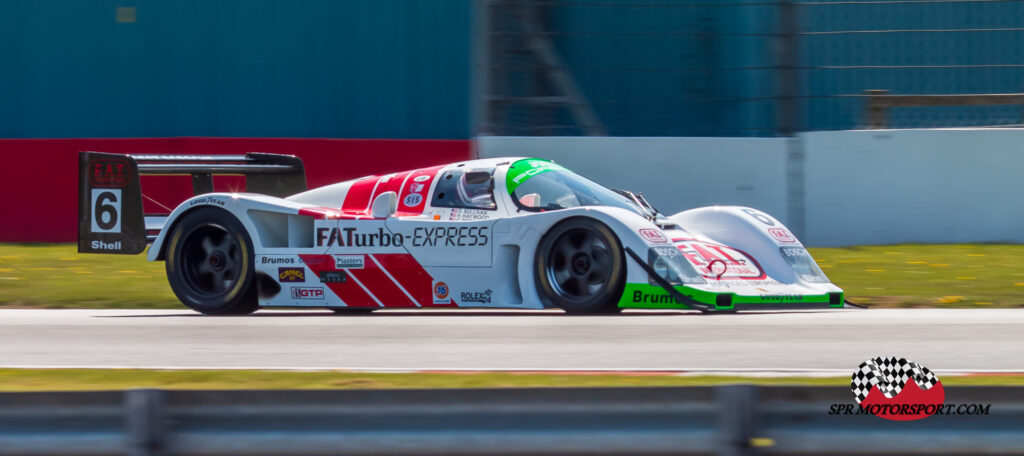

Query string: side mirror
[370,191,398,218]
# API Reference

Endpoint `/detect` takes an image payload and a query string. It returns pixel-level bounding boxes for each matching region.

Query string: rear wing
[78,151,306,254]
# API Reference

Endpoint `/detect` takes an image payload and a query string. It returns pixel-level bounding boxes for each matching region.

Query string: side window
[431,169,497,210]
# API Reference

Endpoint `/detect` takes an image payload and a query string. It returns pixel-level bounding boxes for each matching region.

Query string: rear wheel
[165,207,258,315]
[535,218,625,314]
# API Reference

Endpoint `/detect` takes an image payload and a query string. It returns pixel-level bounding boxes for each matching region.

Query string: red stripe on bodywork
[349,266,418,308]
[366,171,413,213]
[373,253,456,307]
[396,165,446,216]
[341,177,379,214]
[298,254,379,307]
[336,166,442,217]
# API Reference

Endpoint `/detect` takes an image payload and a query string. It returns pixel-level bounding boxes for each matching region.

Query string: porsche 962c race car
[79,152,845,315]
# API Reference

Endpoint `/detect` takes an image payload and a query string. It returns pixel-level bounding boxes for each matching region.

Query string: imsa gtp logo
[290,287,324,300]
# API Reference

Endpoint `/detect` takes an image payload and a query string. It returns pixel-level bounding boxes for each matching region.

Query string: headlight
[779,247,829,283]
[648,247,705,285]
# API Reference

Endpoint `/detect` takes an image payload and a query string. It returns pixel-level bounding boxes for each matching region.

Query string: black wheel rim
[546,227,613,301]
[181,224,243,297]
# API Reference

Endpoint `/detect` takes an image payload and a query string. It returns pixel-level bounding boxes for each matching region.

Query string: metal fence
[476,0,1024,136]
[1,386,1022,455]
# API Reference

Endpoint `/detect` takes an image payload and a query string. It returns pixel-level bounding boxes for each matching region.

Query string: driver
[456,171,496,209]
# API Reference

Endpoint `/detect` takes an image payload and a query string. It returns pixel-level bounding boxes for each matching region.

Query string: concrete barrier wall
[479,130,1024,246]
[802,129,1024,246]
[478,136,791,223]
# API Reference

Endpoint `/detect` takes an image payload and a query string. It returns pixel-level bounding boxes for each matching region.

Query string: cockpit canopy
[431,168,497,210]
[505,158,650,217]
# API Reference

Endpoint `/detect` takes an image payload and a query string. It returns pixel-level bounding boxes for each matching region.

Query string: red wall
[0,138,473,242]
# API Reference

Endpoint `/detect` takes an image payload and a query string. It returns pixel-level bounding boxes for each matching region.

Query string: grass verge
[0,244,178,308]
[1,369,1023,391]
[0,243,1022,308]
[809,244,1024,307]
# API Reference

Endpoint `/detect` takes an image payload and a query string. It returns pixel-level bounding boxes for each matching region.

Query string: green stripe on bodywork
[505,158,568,194]
[619,283,717,310]
[618,283,843,310]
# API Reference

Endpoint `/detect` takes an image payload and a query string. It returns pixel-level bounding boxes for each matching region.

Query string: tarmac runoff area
[0,308,1021,374]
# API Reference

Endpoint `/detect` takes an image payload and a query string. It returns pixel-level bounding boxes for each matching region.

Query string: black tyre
[165,207,259,315]
[535,218,626,314]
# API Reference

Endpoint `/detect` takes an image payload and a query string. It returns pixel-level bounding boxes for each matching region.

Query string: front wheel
[535,218,625,314]
[165,207,258,315]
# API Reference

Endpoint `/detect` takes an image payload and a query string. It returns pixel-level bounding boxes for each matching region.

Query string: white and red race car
[79,152,845,315]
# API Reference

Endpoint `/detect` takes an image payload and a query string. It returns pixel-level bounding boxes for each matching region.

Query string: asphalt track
[0,308,1021,373]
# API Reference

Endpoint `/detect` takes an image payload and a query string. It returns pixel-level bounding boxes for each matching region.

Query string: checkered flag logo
[850,357,940,404]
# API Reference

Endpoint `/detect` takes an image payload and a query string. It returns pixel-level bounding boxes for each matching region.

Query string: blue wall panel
[549,1,779,137]
[3,1,1020,138]
[0,0,470,138]
[547,0,1024,136]
[801,0,1024,131]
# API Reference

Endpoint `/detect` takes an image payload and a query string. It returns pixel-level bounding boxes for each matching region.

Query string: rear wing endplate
[78,152,306,254]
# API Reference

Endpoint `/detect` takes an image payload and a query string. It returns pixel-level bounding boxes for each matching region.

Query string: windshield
[506,159,645,215]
